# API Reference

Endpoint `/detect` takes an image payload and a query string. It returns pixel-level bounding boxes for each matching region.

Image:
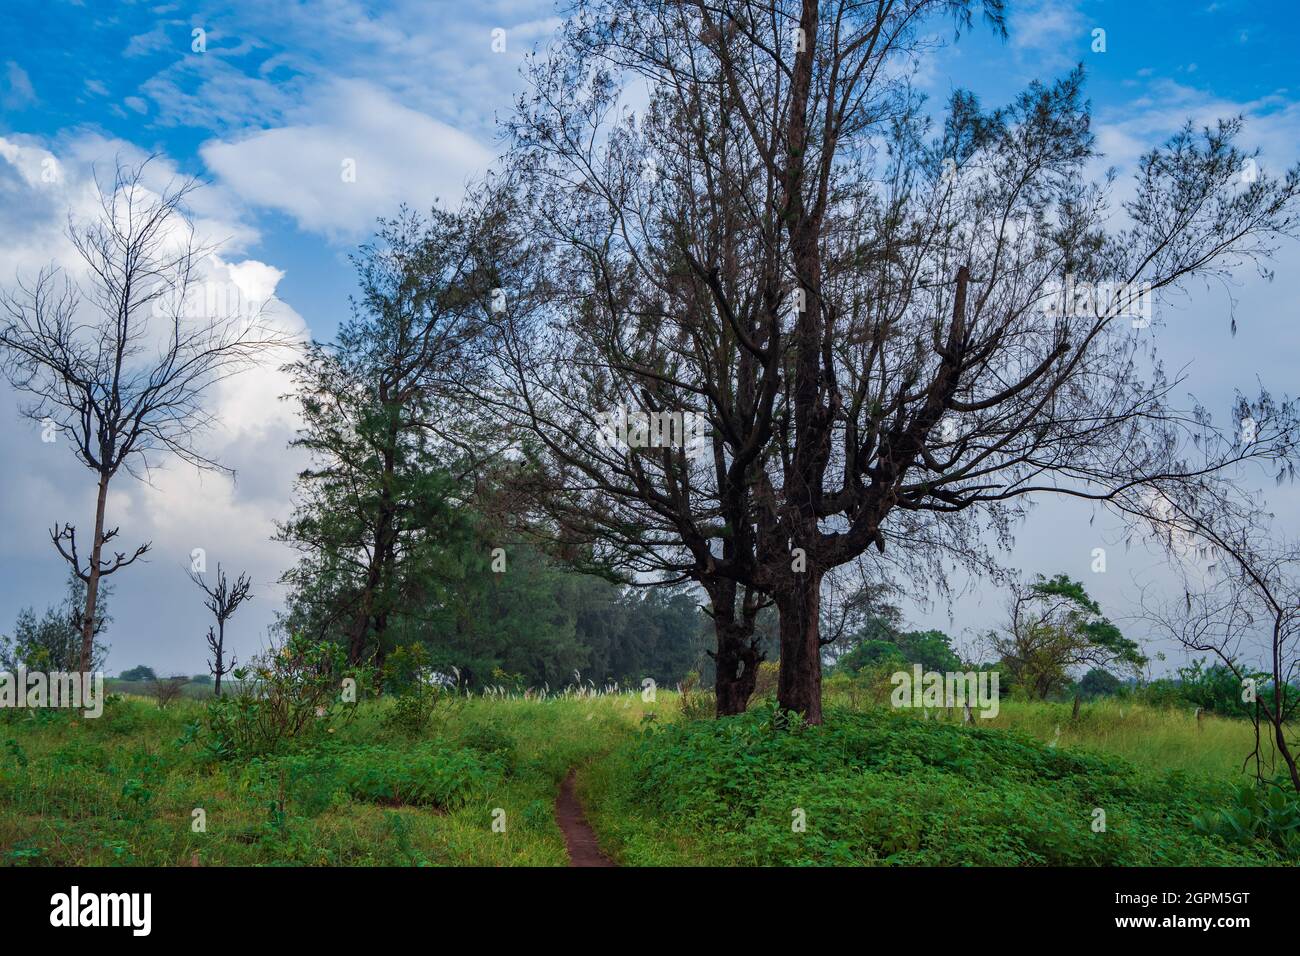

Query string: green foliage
[1077,668,1122,699]
[836,630,962,675]
[0,691,659,865]
[1030,574,1145,670]
[586,705,1285,866]
[1174,658,1276,718]
[835,639,906,673]
[251,742,509,812]
[381,644,462,737]
[677,671,715,720]
[0,572,110,672]
[1192,779,1300,859]
[996,574,1144,700]
[200,633,366,761]
[118,665,156,682]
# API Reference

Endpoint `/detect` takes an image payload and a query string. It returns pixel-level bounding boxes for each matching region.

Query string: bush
[148,676,188,708]
[677,671,715,720]
[1192,779,1300,859]
[119,665,156,682]
[254,742,508,812]
[590,704,1285,865]
[200,633,367,760]
[457,724,517,771]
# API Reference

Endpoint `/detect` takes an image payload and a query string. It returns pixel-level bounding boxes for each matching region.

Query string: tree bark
[713,618,761,716]
[79,471,110,673]
[774,568,823,724]
[213,620,225,697]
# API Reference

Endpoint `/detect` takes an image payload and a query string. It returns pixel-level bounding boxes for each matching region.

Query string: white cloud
[0,132,307,673]
[2,61,36,110]
[200,78,493,239]
[1009,0,1086,67]
[124,23,176,58]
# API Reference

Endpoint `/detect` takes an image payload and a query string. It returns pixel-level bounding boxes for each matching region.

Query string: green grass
[1,688,1290,867]
[582,702,1290,866]
[0,692,656,866]
[977,698,1274,780]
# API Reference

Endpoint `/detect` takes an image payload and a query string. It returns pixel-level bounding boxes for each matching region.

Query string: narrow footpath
[555,769,615,867]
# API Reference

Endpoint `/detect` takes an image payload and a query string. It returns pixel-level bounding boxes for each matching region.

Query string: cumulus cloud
[200,78,493,239]
[0,132,307,674]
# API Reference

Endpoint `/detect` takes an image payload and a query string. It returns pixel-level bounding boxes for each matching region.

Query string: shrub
[256,742,507,812]
[677,671,715,720]
[149,676,188,708]
[381,643,461,737]
[457,723,517,770]
[200,633,367,760]
[592,705,1284,866]
[1192,779,1300,859]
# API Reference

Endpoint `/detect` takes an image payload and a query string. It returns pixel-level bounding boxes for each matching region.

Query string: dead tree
[1139,494,1300,794]
[190,564,252,696]
[0,157,293,672]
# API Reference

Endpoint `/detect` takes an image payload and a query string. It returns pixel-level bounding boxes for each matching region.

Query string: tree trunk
[774,568,823,724]
[214,620,224,698]
[79,471,110,673]
[714,619,761,716]
[348,413,399,666]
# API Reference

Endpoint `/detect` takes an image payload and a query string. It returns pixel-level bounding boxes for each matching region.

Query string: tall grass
[819,682,1280,783]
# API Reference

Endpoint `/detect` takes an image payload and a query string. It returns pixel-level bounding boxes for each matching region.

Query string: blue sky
[1,0,1298,674]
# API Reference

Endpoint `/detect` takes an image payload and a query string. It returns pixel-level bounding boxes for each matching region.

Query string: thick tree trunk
[714,619,761,716]
[79,472,110,673]
[774,568,823,724]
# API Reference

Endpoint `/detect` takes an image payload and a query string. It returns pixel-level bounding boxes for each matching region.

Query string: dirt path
[555,769,615,867]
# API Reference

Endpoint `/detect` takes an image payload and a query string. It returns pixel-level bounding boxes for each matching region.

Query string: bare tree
[189,563,252,696]
[149,674,188,709]
[491,0,1300,722]
[0,157,294,672]
[1141,498,1300,793]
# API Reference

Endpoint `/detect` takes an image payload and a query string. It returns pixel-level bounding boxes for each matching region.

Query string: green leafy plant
[202,632,368,760]
[1192,779,1300,858]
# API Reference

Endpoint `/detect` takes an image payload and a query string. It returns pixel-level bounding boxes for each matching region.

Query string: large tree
[490,0,1300,721]
[277,203,512,666]
[0,158,290,672]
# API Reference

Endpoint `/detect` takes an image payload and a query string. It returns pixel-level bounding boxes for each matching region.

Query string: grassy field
[0,687,1291,866]
[0,692,655,866]
[583,701,1287,866]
